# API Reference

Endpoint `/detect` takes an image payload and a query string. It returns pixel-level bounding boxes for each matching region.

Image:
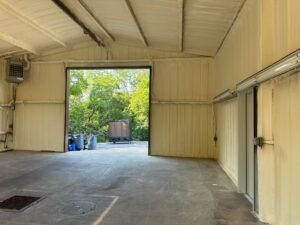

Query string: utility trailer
[108,120,132,143]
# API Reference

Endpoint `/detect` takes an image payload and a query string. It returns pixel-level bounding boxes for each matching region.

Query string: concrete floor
[0,146,265,225]
[96,141,148,150]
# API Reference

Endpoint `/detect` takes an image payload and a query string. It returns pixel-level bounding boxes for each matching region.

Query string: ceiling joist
[51,0,106,48]
[215,0,247,56]
[124,0,148,47]
[0,32,39,54]
[0,0,67,48]
[78,0,115,42]
[0,50,26,58]
[178,0,184,52]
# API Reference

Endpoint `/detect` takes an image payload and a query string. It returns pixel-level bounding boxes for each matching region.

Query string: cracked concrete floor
[0,145,265,225]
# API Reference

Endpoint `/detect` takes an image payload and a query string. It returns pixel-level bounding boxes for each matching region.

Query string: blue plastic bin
[68,143,76,151]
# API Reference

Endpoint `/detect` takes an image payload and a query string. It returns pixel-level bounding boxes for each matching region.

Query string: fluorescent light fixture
[236,76,257,92]
[236,49,300,92]
[213,89,236,103]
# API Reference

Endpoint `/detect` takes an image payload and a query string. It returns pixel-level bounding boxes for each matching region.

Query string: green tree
[127,71,149,140]
[69,69,150,142]
[88,72,130,134]
[69,70,89,134]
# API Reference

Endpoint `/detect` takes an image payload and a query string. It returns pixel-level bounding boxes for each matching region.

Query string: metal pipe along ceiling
[51,0,106,48]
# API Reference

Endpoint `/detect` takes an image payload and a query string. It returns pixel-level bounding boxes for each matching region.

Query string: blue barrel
[88,135,97,150]
[68,143,77,151]
[74,135,84,150]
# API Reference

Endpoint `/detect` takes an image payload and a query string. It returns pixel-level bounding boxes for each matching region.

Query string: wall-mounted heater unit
[236,49,300,92]
[6,59,24,83]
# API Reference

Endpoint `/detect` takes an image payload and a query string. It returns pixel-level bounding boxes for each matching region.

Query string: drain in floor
[0,195,41,211]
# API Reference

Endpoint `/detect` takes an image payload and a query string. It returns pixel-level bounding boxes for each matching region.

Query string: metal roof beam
[124,0,148,47]
[78,0,114,42]
[0,32,39,54]
[215,0,247,56]
[0,0,67,48]
[52,0,105,47]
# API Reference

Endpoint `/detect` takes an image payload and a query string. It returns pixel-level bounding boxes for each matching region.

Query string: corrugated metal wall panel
[257,81,275,222]
[14,103,65,151]
[151,104,214,158]
[272,72,300,225]
[214,0,261,96]
[13,43,214,157]
[35,42,196,62]
[152,60,210,101]
[213,0,262,181]
[0,60,12,151]
[215,98,238,185]
[262,0,300,66]
[151,59,214,158]
[214,0,300,223]
[16,63,65,101]
[13,63,65,151]
[0,60,11,103]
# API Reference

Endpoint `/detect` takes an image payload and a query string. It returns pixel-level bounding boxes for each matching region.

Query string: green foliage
[69,69,150,141]
[127,72,149,140]
[70,70,88,96]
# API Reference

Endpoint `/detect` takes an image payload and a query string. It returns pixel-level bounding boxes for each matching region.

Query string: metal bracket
[253,137,264,148]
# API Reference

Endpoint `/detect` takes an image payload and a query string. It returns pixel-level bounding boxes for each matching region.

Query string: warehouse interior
[0,0,299,225]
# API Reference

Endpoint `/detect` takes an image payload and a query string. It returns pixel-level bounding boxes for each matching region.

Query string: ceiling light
[236,49,300,92]
[213,89,236,103]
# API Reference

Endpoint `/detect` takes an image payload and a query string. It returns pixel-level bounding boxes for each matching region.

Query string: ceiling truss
[0,32,39,54]
[78,0,115,42]
[0,0,67,48]
[124,0,148,47]
[51,0,106,47]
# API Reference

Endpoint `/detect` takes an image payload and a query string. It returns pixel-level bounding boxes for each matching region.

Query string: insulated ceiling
[0,0,245,56]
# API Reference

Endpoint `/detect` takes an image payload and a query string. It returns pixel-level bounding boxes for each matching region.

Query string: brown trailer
[108,120,132,143]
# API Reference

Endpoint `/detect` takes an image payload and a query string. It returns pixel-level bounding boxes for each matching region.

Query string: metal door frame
[64,66,152,154]
[237,87,259,213]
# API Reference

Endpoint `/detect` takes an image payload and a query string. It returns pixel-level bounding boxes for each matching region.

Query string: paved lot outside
[96,141,148,151]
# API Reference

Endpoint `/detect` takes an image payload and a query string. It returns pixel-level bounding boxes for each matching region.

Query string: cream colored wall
[257,81,275,222]
[151,59,215,158]
[261,0,300,67]
[258,1,300,223]
[35,42,197,62]
[214,0,261,95]
[0,60,12,151]
[13,42,214,156]
[257,72,300,225]
[272,72,300,225]
[213,0,261,185]
[13,63,65,151]
[214,0,300,224]
[215,98,238,185]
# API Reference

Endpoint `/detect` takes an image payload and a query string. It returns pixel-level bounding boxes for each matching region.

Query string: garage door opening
[65,67,151,153]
